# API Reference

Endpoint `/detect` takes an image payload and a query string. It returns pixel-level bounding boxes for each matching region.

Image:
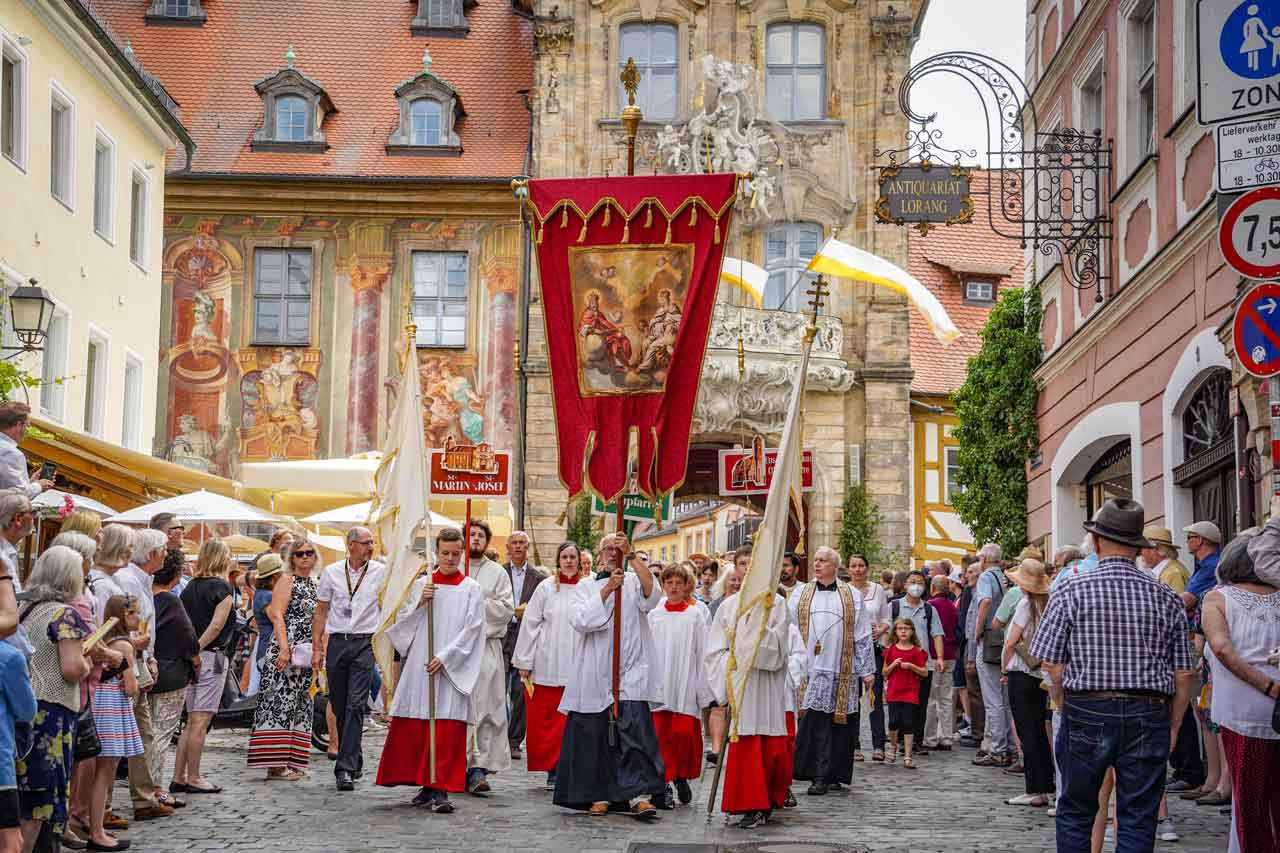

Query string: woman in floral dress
[246,540,318,780]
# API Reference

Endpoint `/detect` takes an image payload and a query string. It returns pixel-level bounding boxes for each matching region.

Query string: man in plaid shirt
[1030,498,1195,852]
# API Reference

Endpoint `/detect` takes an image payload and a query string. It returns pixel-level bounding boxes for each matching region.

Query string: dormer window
[387,51,463,156]
[963,278,996,304]
[145,0,207,26]
[251,48,335,152]
[412,0,476,36]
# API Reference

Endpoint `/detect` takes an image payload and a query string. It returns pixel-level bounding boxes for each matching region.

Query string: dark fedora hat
[1082,498,1152,549]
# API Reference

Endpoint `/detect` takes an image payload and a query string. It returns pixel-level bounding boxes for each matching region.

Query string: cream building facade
[0,0,188,453]
[520,0,927,557]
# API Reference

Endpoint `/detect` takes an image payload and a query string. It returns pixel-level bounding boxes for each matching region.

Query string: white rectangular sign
[1198,0,1280,125]
[1217,115,1280,190]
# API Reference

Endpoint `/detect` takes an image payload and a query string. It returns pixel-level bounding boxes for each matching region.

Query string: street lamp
[4,279,56,358]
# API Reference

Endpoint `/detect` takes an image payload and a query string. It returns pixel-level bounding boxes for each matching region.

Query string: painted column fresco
[347,264,389,454]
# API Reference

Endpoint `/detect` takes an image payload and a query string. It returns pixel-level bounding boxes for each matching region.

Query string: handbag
[290,641,313,669]
[73,706,102,761]
[980,569,1009,665]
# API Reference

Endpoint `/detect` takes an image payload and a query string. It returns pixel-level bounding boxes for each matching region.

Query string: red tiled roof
[94,0,532,180]
[907,170,1025,396]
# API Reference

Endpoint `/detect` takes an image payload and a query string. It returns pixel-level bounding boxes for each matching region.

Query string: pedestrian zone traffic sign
[1198,0,1280,124]
[1233,282,1280,377]
[1218,186,1280,278]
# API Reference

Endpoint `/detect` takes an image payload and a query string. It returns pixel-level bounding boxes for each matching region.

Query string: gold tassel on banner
[578,220,588,243]
[603,205,611,227]
[664,218,672,245]
[714,218,721,244]
[689,205,697,227]
[560,207,568,228]
[536,225,544,245]
[622,220,630,242]
[645,202,652,228]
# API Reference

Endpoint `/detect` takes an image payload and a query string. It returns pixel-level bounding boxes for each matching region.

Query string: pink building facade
[1025,0,1256,551]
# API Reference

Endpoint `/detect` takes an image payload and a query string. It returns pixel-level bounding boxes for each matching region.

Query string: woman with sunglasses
[247,540,319,780]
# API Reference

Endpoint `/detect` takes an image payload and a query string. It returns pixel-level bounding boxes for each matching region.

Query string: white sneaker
[1006,794,1041,805]
[1157,818,1179,842]
[1046,807,1057,817]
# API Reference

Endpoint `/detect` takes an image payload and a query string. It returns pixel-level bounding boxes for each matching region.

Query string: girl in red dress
[883,618,929,769]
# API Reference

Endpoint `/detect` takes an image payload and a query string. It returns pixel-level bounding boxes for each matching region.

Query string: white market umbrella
[301,500,460,531]
[32,489,118,517]
[105,489,278,525]
[239,455,381,496]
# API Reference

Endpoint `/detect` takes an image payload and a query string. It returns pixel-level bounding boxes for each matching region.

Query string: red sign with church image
[717,436,815,497]
[428,436,511,499]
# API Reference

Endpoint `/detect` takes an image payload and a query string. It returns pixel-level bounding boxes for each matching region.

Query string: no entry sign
[1219,186,1280,278]
[1233,282,1280,377]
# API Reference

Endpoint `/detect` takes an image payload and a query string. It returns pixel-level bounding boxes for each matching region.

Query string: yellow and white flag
[807,237,961,344]
[371,331,433,692]
[720,256,768,308]
[725,315,808,737]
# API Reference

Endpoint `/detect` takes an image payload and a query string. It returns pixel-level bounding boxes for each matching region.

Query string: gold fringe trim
[525,193,737,234]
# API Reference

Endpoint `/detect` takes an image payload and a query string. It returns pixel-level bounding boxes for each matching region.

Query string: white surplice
[467,557,514,771]
[787,582,875,715]
[785,622,806,714]
[386,575,485,723]
[559,571,661,714]
[510,578,579,687]
[647,603,712,717]
[705,591,790,737]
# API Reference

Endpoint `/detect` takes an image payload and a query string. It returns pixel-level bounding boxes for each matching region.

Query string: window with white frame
[1,39,27,168]
[1179,0,1196,114]
[39,309,68,420]
[764,222,821,311]
[964,279,995,303]
[129,169,148,266]
[412,251,468,347]
[1078,63,1105,219]
[618,23,677,121]
[83,332,107,437]
[274,95,307,142]
[410,99,443,145]
[93,133,114,241]
[49,88,73,206]
[945,445,963,505]
[765,23,825,121]
[1128,2,1156,166]
[253,248,312,345]
[122,354,142,450]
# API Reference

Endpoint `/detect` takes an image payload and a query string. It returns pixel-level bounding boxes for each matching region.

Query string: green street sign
[590,492,673,523]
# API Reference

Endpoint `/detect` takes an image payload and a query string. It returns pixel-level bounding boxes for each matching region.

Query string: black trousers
[851,644,886,751]
[914,671,933,744]
[327,634,374,777]
[507,667,527,747]
[1169,702,1205,787]
[1008,670,1053,795]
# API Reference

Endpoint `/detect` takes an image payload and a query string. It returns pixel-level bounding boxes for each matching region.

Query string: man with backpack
[971,543,1015,767]
[888,570,944,752]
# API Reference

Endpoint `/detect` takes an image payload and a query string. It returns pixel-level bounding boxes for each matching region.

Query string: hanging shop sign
[875,162,973,235]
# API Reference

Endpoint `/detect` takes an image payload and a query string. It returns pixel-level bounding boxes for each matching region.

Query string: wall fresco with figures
[155,215,520,477]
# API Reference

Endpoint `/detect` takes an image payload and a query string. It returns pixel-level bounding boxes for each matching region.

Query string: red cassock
[523,684,567,772]
[375,718,468,793]
[651,710,703,782]
[720,733,792,814]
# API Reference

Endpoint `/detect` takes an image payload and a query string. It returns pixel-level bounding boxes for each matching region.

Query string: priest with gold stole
[789,545,875,796]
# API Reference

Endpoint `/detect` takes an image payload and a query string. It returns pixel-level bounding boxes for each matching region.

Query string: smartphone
[37,462,55,481]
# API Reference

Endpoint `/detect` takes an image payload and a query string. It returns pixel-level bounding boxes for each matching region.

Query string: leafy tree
[564,495,601,554]
[836,482,882,566]
[952,286,1042,554]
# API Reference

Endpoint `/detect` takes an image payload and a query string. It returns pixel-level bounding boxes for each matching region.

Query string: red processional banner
[527,173,738,505]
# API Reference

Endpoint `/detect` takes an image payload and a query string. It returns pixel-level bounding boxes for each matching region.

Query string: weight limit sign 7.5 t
[1219,186,1280,279]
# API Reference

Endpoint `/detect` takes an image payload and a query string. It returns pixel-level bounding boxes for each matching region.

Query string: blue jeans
[1055,696,1171,853]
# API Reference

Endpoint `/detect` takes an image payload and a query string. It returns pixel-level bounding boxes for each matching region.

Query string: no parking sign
[1234,282,1280,377]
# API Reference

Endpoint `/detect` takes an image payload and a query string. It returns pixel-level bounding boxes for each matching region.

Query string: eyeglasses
[168,525,184,533]
[352,540,374,547]
[293,550,316,558]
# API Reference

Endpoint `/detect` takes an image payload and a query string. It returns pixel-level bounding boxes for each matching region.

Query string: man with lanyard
[313,526,386,791]
[1031,499,1194,851]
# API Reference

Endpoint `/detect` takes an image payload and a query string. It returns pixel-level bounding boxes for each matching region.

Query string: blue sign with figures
[1220,1,1280,79]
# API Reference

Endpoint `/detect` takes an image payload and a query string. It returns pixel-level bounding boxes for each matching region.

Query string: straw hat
[1142,525,1178,557]
[255,553,284,581]
[1006,558,1050,595]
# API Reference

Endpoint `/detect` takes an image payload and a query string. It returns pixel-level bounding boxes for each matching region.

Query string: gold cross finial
[620,58,641,108]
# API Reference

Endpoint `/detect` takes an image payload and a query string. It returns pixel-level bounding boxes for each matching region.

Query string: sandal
[903,757,916,769]
[886,748,898,765]
[872,750,885,762]
[267,770,304,782]
[853,751,865,762]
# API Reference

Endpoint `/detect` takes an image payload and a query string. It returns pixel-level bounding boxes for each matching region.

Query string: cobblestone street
[118,727,1231,852]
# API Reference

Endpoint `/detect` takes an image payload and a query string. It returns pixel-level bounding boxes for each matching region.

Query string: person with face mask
[887,570,944,752]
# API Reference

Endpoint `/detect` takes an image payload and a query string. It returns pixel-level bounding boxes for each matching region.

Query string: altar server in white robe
[780,620,806,809]
[554,532,664,819]
[647,561,712,809]
[511,542,584,789]
[788,546,875,796]
[463,518,514,793]
[375,527,485,813]
[706,583,791,829]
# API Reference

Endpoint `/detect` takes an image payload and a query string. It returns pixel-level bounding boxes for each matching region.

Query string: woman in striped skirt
[89,595,145,850]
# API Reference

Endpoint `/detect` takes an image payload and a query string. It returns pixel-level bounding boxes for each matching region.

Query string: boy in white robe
[375,527,485,813]
[647,562,711,808]
[462,519,514,793]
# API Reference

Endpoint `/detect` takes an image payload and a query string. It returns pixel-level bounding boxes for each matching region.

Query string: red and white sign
[1219,187,1280,279]
[1233,282,1280,379]
[717,438,814,496]
[428,437,511,500]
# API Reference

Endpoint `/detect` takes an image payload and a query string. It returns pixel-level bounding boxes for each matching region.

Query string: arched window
[410,99,443,146]
[274,95,307,142]
[765,23,826,121]
[618,23,678,120]
[1084,439,1133,521]
[764,222,821,311]
[1173,369,1238,542]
